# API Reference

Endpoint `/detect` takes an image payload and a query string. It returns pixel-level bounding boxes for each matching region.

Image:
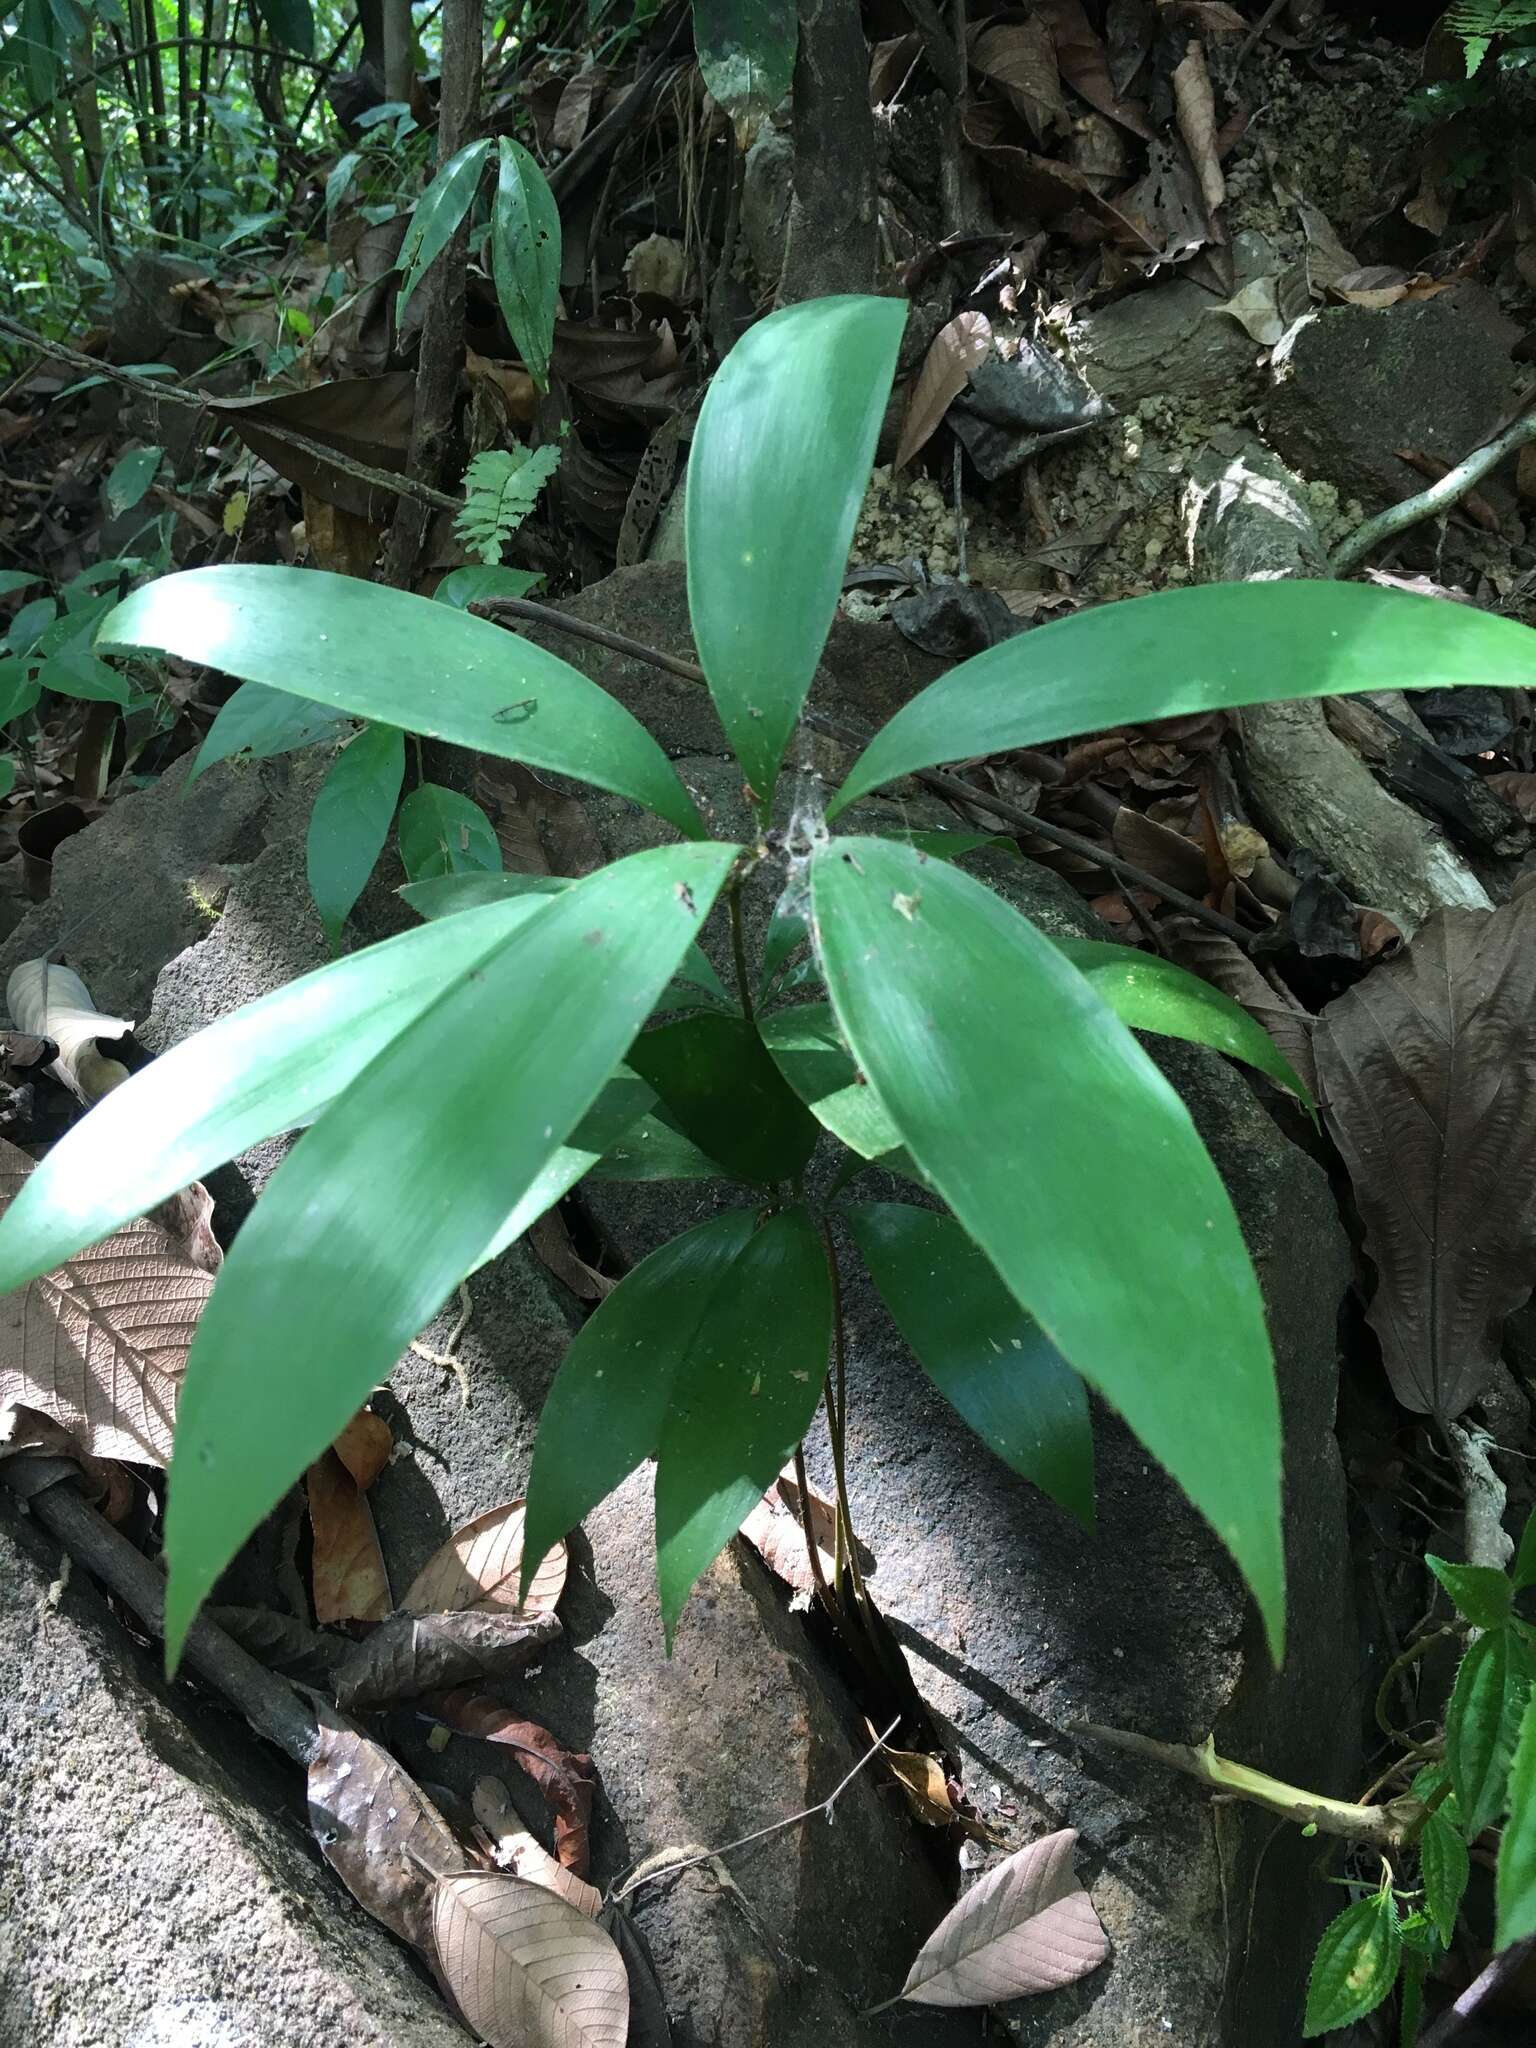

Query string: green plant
[3,295,1536,1674]
[454,443,562,565]
[1302,1513,1536,2037]
[1444,0,1536,73]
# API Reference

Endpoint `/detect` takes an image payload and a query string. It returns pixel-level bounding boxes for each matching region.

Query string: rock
[1264,284,1525,510]
[0,1495,466,2048]
[1070,279,1263,409]
[0,752,323,1022]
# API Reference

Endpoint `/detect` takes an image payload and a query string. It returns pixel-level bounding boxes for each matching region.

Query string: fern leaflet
[1444,0,1536,72]
[454,444,561,566]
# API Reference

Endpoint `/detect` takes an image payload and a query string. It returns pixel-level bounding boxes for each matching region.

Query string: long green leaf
[397,138,492,319]
[1497,1691,1536,1949]
[847,1202,1093,1527]
[655,1206,830,1643]
[828,581,1536,816]
[1448,1628,1531,1839]
[686,296,906,813]
[521,1209,762,1592]
[163,841,737,1663]
[252,0,312,55]
[1054,939,1315,1108]
[810,835,1285,1656]
[307,723,404,949]
[190,678,347,781]
[0,893,555,1295]
[692,0,796,136]
[627,1013,819,1184]
[758,1001,903,1160]
[98,567,705,838]
[491,137,561,392]
[1421,1809,1470,1947]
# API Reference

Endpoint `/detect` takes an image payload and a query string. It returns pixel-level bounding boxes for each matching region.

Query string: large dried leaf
[899,1828,1108,2006]
[307,1712,464,1953]
[1033,0,1154,137]
[895,313,992,471]
[1171,38,1224,219]
[432,1872,628,2048]
[215,375,417,523]
[969,21,1068,144]
[738,1462,875,1593]
[428,1691,595,1875]
[473,1784,603,1919]
[0,1135,206,1465]
[307,1448,392,1625]
[8,960,130,1103]
[332,1609,561,1711]
[1313,890,1536,1418]
[403,1498,568,1618]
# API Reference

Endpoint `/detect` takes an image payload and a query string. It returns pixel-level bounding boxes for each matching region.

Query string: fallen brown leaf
[147,1181,222,1276]
[1171,39,1224,219]
[738,1463,876,1592]
[969,20,1069,145]
[432,1872,628,2048]
[7,959,130,1102]
[1033,0,1154,137]
[473,1780,603,1918]
[0,1134,207,1465]
[307,1448,392,1625]
[332,1405,392,1490]
[427,1690,596,1875]
[307,1711,464,1953]
[896,1828,1109,2006]
[403,1497,568,1618]
[1313,889,1536,1417]
[1162,919,1317,1103]
[332,1608,561,1711]
[895,312,992,471]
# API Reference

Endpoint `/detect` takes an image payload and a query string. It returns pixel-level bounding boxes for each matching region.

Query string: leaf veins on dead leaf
[332,1607,561,1711]
[307,1711,464,1953]
[1313,887,1536,1418]
[403,1496,568,1618]
[896,1827,1108,2007]
[432,1872,629,2048]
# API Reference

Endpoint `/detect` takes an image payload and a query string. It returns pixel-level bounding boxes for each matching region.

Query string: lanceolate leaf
[1055,938,1314,1108]
[0,893,554,1293]
[692,0,796,139]
[398,783,502,881]
[1516,1505,1536,1593]
[252,0,313,56]
[491,137,561,392]
[897,1829,1108,2006]
[190,678,347,780]
[1313,889,1536,1418]
[522,1211,763,1589]
[758,1001,905,1161]
[828,581,1536,817]
[810,837,1285,1656]
[1302,1895,1402,2038]
[686,296,906,813]
[162,841,737,1663]
[1497,1692,1536,1949]
[99,568,705,839]
[655,1207,831,1643]
[307,723,404,949]
[847,1203,1093,1527]
[1448,1627,1531,1840]
[397,138,492,319]
[627,1012,819,1184]
[1421,1809,1470,1948]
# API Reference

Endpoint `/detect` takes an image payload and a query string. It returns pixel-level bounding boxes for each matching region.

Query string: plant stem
[818,1222,871,1610]
[728,880,755,1023]
[1073,1721,1423,1850]
[1374,1624,1457,1741]
[791,1442,834,1606]
[1330,410,1536,575]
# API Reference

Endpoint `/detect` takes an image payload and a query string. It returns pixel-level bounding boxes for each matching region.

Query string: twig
[0,314,460,516]
[409,1281,474,1408]
[1330,411,1536,576]
[607,1716,901,1905]
[1374,1624,1457,1742]
[1,1458,319,1764]
[472,594,712,683]
[1235,0,1289,76]
[1073,1720,1421,1850]
[1443,1419,1514,1574]
[1420,1935,1536,2045]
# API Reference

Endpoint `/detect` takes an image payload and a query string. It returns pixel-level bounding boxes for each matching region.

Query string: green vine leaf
[1302,1894,1402,2038]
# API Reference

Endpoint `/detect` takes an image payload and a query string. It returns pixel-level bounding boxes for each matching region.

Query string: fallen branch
[1073,1720,1422,1851]
[1330,409,1536,576]
[1444,1419,1515,1575]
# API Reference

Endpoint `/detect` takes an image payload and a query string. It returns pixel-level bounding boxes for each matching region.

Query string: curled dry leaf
[1171,39,1224,219]
[428,1690,596,1876]
[895,313,992,471]
[473,1782,603,1919]
[307,1448,392,1626]
[403,1497,568,1618]
[8,960,131,1103]
[898,1828,1109,2007]
[738,1462,875,1593]
[307,1711,465,1953]
[148,1181,222,1276]
[1313,889,1536,1418]
[879,1737,999,1844]
[432,1872,628,2048]
[0,1401,134,1518]
[333,1608,562,1711]
[0,1133,207,1465]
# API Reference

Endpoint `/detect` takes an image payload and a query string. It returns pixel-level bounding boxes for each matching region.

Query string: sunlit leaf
[398,783,502,881]
[307,723,404,949]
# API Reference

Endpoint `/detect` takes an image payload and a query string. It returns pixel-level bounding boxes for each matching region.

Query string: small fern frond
[1444,0,1536,72]
[454,444,562,566]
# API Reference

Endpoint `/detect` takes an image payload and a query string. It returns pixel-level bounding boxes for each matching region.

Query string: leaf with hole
[626,1012,819,1184]
[396,137,491,319]
[307,723,404,949]
[431,1871,628,2048]
[159,840,736,1663]
[655,1206,831,1643]
[99,567,706,839]
[686,296,906,813]
[491,137,561,393]
[810,835,1284,1656]
[398,783,502,882]
[829,582,1536,817]
[1302,1893,1402,2037]
[847,1202,1093,1527]
[897,1828,1108,2005]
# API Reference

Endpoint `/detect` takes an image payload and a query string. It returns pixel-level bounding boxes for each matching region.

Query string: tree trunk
[778,0,878,303]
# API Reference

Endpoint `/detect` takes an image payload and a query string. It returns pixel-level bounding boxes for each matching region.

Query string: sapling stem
[792,1441,835,1607]
[728,880,754,1023]
[819,1223,871,1611]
